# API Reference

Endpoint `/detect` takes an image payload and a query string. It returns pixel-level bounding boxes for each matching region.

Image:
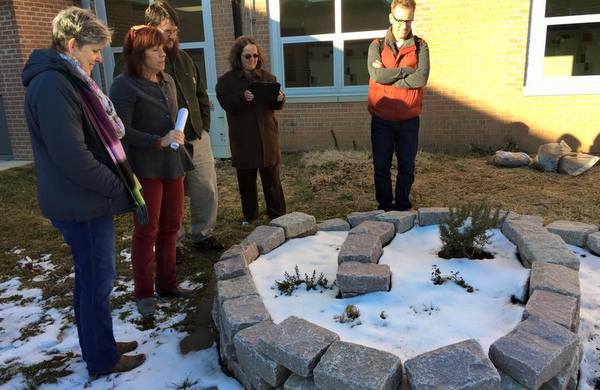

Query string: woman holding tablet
[216,35,286,224]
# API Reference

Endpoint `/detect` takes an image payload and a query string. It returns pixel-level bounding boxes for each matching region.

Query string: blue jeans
[371,115,420,210]
[52,216,119,375]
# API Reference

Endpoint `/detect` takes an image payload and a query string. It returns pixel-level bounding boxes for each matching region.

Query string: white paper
[171,108,189,150]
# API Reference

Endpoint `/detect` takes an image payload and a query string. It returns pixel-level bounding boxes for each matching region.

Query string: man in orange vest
[367,0,430,211]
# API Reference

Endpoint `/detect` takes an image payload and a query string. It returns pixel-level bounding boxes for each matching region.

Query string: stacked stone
[213,212,319,388]
[417,207,450,226]
[254,316,404,390]
[405,339,501,389]
[546,220,599,252]
[213,208,588,390]
[335,210,416,298]
[501,218,580,270]
[487,216,584,389]
[212,245,268,375]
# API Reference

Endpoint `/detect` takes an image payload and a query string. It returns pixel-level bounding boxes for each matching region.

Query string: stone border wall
[212,209,598,390]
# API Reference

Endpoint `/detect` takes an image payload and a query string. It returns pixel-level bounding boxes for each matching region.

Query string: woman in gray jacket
[110,25,193,317]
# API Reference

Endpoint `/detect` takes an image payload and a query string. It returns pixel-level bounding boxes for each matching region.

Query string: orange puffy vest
[367,39,423,121]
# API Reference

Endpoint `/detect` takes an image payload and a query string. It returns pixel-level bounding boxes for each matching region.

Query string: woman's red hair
[123,25,165,78]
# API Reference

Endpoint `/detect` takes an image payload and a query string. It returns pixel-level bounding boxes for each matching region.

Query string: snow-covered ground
[1,226,599,389]
[251,226,530,360]
[574,244,600,390]
[0,252,241,390]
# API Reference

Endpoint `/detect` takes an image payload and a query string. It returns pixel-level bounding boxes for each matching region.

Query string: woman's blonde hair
[52,6,112,53]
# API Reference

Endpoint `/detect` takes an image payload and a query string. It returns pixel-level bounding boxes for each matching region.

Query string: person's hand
[160,130,184,148]
[372,60,384,69]
[244,90,254,102]
[277,90,285,102]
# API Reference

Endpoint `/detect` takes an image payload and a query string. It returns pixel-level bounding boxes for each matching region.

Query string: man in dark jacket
[145,0,223,251]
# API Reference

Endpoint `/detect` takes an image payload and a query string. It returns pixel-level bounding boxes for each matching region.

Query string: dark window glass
[171,0,205,42]
[344,39,371,85]
[280,0,334,36]
[546,0,600,17]
[544,23,600,76]
[342,0,390,32]
[283,42,334,87]
[113,52,123,73]
[106,0,147,47]
[184,48,207,85]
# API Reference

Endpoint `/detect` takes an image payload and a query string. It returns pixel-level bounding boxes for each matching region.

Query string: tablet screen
[250,81,280,103]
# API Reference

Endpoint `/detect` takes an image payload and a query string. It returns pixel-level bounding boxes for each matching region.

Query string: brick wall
[6,0,600,158]
[212,0,235,77]
[236,0,600,153]
[0,0,75,160]
[417,0,600,153]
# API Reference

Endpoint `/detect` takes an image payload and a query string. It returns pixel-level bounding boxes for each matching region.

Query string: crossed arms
[367,38,430,89]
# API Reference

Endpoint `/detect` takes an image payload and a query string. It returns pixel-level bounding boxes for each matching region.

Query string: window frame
[268,0,386,99]
[94,0,218,93]
[524,0,600,96]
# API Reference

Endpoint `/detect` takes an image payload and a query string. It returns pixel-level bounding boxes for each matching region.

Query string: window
[525,0,600,95]
[97,0,214,91]
[269,0,390,98]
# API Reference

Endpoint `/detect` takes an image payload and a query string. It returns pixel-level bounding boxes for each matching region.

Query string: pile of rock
[211,208,595,390]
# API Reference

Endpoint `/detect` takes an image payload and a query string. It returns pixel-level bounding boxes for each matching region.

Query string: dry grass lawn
[0,149,598,385]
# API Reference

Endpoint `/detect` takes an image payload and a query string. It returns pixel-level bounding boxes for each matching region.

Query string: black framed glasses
[391,15,414,24]
[243,54,259,59]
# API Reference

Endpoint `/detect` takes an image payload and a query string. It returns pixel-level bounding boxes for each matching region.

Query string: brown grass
[0,150,598,383]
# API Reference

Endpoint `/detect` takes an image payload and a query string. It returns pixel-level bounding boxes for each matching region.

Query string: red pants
[132,177,184,299]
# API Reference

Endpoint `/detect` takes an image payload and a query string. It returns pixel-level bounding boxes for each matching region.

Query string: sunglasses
[243,54,259,59]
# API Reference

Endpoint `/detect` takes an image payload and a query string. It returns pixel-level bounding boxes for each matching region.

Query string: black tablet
[250,81,280,103]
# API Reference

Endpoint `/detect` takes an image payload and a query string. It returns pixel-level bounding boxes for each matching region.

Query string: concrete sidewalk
[0,160,32,171]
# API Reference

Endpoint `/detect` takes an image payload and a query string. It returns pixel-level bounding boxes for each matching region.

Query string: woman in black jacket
[110,25,193,317]
[22,7,145,377]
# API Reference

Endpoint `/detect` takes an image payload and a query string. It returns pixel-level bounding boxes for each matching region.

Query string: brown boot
[92,354,146,378]
[116,341,138,355]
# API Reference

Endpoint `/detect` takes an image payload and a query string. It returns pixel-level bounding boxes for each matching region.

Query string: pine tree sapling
[438,203,505,260]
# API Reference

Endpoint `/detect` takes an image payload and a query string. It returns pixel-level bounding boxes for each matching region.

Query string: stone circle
[212,209,587,389]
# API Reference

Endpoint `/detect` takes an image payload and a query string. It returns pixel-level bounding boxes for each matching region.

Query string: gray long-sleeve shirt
[367,29,430,89]
[110,72,193,179]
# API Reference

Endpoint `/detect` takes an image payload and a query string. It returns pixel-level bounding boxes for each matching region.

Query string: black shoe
[157,286,194,299]
[192,236,225,251]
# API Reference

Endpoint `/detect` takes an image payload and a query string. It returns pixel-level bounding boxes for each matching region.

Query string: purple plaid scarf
[60,54,148,224]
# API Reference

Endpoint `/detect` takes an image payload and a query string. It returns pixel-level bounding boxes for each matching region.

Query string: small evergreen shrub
[438,203,505,260]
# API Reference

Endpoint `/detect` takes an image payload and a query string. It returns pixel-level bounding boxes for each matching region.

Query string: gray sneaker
[136,297,157,317]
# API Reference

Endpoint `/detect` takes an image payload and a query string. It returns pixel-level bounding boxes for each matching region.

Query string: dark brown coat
[216,69,284,169]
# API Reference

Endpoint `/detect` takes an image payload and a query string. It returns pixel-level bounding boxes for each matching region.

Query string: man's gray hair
[52,6,112,53]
